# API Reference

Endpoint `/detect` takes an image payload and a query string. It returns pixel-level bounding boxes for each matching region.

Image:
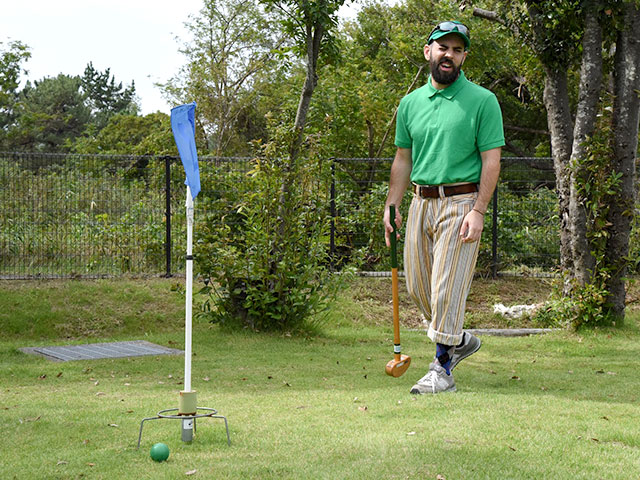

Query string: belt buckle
[415,184,438,198]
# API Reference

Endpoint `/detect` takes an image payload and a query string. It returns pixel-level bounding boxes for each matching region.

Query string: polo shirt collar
[426,70,467,99]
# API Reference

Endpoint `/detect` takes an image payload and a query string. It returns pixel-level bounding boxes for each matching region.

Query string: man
[383,21,504,394]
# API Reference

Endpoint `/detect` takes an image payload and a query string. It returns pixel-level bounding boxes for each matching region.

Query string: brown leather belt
[415,183,478,199]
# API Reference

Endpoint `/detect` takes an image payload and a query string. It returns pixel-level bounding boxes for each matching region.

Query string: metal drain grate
[21,340,183,362]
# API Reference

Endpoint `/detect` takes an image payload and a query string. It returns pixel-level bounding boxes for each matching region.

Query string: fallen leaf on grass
[511,376,521,381]
[591,438,600,443]
[56,372,63,378]
[38,374,47,380]
[203,377,210,382]
[95,392,106,396]
[57,460,68,465]
[87,463,95,467]
[602,416,609,421]
[437,475,446,480]
[186,469,197,476]
[21,415,41,423]
[283,381,291,387]
[108,423,119,428]
[406,431,416,436]
[358,406,368,412]
[509,446,517,451]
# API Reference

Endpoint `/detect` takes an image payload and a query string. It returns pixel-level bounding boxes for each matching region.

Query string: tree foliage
[0,41,140,153]
[72,112,175,155]
[475,0,640,325]
[196,0,349,331]
[8,74,91,152]
[81,62,138,128]
[0,40,31,149]
[160,0,284,155]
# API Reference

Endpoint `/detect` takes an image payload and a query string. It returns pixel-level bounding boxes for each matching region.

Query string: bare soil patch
[346,275,555,329]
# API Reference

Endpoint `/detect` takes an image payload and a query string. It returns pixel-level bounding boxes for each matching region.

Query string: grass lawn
[1,277,640,479]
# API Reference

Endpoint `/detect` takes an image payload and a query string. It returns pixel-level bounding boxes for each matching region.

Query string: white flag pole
[184,185,194,393]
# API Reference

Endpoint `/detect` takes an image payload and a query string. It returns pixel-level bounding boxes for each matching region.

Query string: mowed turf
[1,277,640,479]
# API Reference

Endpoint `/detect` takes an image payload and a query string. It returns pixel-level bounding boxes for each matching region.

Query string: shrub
[195,142,340,332]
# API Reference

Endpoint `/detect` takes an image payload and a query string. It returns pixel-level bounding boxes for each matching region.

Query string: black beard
[430,58,461,85]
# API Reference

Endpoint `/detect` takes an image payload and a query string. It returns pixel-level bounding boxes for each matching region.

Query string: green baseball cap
[428,21,470,50]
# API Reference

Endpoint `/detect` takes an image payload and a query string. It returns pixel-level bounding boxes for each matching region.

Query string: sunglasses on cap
[427,21,471,50]
[429,21,470,39]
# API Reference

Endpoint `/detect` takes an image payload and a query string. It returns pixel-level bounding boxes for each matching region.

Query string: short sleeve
[476,94,505,152]
[394,97,413,149]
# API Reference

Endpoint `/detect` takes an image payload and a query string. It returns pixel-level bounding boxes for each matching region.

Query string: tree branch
[504,124,549,136]
[472,7,520,37]
[374,63,426,157]
[472,7,506,25]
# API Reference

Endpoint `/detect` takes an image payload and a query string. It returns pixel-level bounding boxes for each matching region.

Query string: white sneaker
[409,362,456,394]
[450,332,482,371]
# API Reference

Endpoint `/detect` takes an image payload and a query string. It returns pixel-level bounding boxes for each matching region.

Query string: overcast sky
[1,0,360,115]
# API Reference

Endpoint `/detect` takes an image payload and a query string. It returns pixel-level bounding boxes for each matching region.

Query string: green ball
[150,442,170,462]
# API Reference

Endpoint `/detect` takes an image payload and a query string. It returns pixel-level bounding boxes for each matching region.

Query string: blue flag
[171,102,201,199]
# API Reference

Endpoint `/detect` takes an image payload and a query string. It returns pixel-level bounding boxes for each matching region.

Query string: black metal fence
[0,152,558,279]
[329,156,558,275]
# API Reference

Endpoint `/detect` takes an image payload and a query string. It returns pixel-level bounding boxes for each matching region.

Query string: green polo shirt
[395,71,505,185]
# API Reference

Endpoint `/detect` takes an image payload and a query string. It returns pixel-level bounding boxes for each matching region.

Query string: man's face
[424,34,467,86]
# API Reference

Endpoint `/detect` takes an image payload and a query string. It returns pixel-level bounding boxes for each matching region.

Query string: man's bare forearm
[473,147,501,214]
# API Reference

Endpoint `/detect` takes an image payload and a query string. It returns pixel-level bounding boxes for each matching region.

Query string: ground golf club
[385,204,411,377]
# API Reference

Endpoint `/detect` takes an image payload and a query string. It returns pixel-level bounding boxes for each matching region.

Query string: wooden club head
[385,354,411,377]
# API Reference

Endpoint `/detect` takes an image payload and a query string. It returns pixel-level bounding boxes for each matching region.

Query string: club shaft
[389,204,401,359]
[392,267,400,349]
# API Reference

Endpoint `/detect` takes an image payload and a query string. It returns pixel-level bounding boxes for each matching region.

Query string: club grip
[389,204,398,269]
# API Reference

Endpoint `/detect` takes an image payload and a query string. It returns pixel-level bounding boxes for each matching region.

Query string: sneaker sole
[409,384,457,395]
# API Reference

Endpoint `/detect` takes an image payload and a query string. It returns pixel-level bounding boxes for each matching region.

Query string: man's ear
[423,43,430,61]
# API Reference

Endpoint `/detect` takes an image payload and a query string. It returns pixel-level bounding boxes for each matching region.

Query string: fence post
[164,156,172,278]
[330,158,336,271]
[491,187,498,279]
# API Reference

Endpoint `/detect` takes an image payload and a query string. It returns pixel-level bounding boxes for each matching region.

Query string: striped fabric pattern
[404,191,480,346]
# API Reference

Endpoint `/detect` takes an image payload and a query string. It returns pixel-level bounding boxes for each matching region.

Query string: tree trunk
[289,23,323,165]
[542,68,574,284]
[272,16,324,276]
[569,9,603,286]
[605,2,640,321]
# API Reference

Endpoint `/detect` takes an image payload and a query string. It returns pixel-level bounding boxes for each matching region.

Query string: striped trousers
[404,190,480,346]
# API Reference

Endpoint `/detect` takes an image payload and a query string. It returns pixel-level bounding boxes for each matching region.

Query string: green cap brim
[428,30,470,50]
